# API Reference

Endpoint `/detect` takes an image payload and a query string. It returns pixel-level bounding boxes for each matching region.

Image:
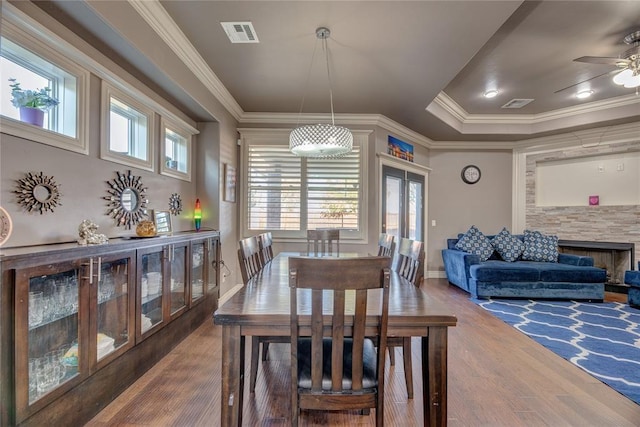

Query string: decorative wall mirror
[15,172,61,214]
[104,170,149,229]
[168,193,182,215]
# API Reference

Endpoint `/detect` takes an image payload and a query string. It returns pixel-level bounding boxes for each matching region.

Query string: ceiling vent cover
[501,98,534,109]
[221,22,259,43]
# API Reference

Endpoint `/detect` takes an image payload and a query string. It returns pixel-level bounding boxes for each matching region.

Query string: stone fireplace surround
[525,140,640,286]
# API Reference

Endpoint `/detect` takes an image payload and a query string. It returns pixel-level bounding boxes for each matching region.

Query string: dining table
[213,252,458,426]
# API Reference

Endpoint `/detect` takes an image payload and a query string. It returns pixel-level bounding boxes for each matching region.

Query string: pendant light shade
[289,27,353,158]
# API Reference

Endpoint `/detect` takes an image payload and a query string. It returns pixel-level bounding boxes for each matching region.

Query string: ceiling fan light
[612,69,633,86]
[623,74,640,88]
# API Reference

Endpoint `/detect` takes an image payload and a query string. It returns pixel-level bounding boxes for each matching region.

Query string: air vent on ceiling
[501,98,534,109]
[221,22,259,43]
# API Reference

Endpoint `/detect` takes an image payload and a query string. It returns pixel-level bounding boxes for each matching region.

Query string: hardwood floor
[86,279,640,426]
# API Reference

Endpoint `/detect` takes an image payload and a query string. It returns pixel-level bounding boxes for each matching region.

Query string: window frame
[239,128,369,241]
[0,11,90,155]
[160,117,194,182]
[100,81,156,172]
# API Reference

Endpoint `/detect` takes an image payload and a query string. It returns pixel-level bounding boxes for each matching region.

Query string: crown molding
[239,112,434,148]
[127,0,244,121]
[428,91,640,134]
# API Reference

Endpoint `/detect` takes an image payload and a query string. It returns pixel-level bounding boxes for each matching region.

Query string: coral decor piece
[77,219,108,245]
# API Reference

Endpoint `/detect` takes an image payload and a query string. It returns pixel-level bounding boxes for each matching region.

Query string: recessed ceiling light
[484,90,499,98]
[576,90,594,99]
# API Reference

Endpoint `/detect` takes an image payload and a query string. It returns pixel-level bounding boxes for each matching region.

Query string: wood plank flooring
[86,279,640,426]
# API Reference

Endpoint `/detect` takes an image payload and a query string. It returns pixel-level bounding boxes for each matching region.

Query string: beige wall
[427,150,513,274]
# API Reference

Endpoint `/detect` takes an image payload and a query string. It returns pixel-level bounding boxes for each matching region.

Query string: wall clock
[0,206,13,246]
[461,165,481,185]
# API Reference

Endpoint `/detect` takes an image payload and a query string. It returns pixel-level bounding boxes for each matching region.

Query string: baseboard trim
[427,270,447,279]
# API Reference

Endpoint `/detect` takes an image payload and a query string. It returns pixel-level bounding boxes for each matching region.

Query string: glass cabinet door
[15,261,86,415]
[92,253,135,368]
[206,238,219,294]
[169,243,188,318]
[137,246,166,339]
[190,241,205,304]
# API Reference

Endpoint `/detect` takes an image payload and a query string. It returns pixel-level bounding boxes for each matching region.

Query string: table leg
[221,325,245,427]
[422,326,448,427]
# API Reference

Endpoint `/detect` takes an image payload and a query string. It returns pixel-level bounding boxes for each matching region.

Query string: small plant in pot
[8,78,59,127]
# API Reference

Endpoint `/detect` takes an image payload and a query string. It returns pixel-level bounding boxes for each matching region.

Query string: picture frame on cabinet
[153,210,172,234]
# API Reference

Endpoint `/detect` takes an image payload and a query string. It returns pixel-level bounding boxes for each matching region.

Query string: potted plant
[8,78,59,127]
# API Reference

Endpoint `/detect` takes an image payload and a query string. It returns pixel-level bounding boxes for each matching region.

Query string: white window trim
[160,116,193,182]
[0,9,90,155]
[238,128,370,241]
[100,81,156,172]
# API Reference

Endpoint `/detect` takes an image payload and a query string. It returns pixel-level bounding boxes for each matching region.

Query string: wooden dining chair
[306,229,340,256]
[388,237,424,399]
[257,232,274,266]
[237,235,263,284]
[377,233,396,258]
[289,256,391,426]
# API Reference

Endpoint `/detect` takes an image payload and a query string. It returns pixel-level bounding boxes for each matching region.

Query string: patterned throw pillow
[522,230,558,262]
[455,225,494,262]
[491,227,525,262]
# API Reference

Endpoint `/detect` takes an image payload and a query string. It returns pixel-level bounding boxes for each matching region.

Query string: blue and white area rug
[476,299,640,406]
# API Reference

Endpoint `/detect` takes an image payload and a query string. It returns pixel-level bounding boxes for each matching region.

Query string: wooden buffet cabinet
[0,230,220,426]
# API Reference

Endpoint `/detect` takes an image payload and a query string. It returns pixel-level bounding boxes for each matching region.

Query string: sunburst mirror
[15,171,61,214]
[168,193,182,215]
[104,170,149,229]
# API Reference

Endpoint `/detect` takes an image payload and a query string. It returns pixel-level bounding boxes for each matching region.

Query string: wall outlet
[431,219,437,227]
[617,163,624,171]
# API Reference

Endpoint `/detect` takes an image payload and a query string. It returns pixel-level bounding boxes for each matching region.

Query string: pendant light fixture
[289,27,353,158]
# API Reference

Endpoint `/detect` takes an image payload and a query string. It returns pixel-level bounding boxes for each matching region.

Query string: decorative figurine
[77,219,108,245]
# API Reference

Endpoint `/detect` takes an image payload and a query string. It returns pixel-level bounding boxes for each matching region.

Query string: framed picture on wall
[387,135,414,162]
[224,163,236,202]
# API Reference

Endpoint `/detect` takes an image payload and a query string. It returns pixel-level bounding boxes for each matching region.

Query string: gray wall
[427,149,513,274]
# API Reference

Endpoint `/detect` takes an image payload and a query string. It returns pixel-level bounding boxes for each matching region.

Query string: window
[0,13,89,154]
[100,82,155,171]
[242,130,368,240]
[160,117,193,181]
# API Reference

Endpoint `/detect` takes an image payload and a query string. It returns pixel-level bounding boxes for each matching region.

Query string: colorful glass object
[194,198,202,231]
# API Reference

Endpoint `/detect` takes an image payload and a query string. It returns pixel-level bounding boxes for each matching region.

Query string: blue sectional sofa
[442,232,607,301]
[624,262,640,308]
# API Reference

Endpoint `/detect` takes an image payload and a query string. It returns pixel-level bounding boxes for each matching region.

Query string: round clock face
[461,165,481,184]
[0,206,13,246]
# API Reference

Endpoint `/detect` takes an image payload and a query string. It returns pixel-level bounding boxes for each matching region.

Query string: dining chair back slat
[306,229,340,256]
[289,256,391,426]
[377,233,396,258]
[395,238,424,286]
[257,232,274,265]
[238,236,263,284]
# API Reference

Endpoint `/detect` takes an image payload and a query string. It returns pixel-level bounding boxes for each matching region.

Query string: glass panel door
[95,253,135,366]
[190,241,205,304]
[170,243,188,317]
[382,166,425,243]
[138,247,166,338]
[15,260,85,415]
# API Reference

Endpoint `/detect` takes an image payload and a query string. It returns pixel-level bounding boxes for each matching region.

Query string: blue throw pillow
[491,228,525,262]
[455,225,494,262]
[522,230,558,262]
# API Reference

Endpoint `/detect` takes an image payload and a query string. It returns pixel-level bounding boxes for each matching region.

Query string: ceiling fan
[555,30,640,93]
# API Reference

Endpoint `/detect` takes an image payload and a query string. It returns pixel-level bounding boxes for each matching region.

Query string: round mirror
[33,184,53,203]
[121,188,139,212]
[104,170,149,229]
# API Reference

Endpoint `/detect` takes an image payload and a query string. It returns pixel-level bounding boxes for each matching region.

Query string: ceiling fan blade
[553,69,620,94]
[573,56,630,66]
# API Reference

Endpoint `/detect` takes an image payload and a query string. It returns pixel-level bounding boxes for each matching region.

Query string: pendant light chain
[295,37,320,127]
